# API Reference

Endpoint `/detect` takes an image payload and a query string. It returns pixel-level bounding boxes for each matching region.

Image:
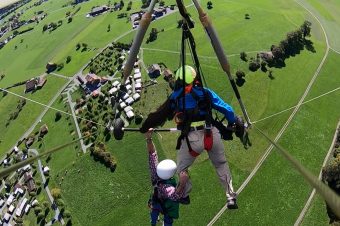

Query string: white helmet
[156,159,177,180]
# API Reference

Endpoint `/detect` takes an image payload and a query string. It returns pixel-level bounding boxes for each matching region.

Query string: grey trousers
[177,127,236,199]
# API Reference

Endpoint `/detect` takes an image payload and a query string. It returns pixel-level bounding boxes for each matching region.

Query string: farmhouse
[25,76,47,93]
[148,64,161,79]
[85,73,101,85]
[259,51,274,62]
[24,172,36,192]
[89,5,109,17]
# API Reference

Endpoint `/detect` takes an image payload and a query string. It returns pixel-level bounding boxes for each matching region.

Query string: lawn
[214,51,340,226]
[0,75,68,154]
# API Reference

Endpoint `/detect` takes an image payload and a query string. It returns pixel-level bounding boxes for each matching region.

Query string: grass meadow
[0,0,339,225]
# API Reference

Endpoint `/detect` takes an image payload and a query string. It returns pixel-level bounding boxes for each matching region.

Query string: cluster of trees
[6,99,26,126]
[75,42,88,51]
[269,21,312,66]
[322,130,340,224]
[141,0,151,8]
[0,73,5,80]
[88,47,118,75]
[90,142,117,172]
[146,28,159,43]
[57,63,64,71]
[42,20,64,32]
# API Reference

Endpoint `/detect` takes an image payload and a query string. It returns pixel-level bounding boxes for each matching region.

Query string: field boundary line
[294,120,340,226]
[252,86,340,124]
[207,0,330,224]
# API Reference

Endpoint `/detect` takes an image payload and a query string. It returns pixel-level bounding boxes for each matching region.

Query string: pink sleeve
[149,152,159,184]
[158,184,183,201]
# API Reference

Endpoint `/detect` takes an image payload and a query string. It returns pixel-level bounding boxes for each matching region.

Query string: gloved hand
[234,116,245,139]
[140,125,149,133]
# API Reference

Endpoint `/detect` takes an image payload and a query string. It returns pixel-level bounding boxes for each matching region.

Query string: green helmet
[175,65,197,84]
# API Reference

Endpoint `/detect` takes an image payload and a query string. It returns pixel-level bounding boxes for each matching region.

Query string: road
[29,149,65,225]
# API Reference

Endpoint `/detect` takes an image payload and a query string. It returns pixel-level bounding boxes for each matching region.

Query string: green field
[0,0,339,225]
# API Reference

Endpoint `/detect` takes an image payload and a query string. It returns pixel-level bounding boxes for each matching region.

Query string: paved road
[29,149,65,225]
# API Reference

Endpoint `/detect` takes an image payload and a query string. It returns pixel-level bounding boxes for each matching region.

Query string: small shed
[135,78,142,83]
[126,110,135,120]
[109,87,118,95]
[125,97,134,105]
[119,102,127,109]
[135,83,142,90]
[132,93,141,101]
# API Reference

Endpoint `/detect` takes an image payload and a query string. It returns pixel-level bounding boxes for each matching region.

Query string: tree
[248,60,260,72]
[240,51,247,62]
[57,63,64,71]
[34,206,42,214]
[58,20,63,26]
[207,1,213,9]
[300,20,312,37]
[107,24,111,32]
[51,188,61,199]
[82,43,88,51]
[76,43,81,50]
[235,70,245,79]
[66,56,72,64]
[245,13,250,19]
[68,17,73,23]
[55,112,62,121]
[271,45,285,60]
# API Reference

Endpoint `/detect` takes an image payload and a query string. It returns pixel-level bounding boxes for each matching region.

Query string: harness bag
[171,86,214,154]
[151,178,179,219]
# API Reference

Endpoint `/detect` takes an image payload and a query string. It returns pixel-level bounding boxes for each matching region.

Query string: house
[109,87,118,95]
[8,204,15,213]
[3,213,11,223]
[259,51,274,62]
[122,93,129,100]
[43,166,50,175]
[163,68,173,81]
[25,137,35,148]
[24,172,36,192]
[15,197,28,217]
[125,97,134,105]
[46,62,57,73]
[25,76,46,93]
[125,84,132,90]
[39,124,49,138]
[132,93,141,101]
[119,102,127,109]
[154,8,165,18]
[91,90,100,97]
[112,81,120,87]
[101,77,108,84]
[25,79,37,93]
[134,68,140,74]
[135,83,142,90]
[85,73,101,85]
[135,78,142,83]
[14,187,24,197]
[6,194,14,206]
[31,199,38,207]
[126,110,135,120]
[89,5,109,17]
[124,106,133,113]
[36,75,47,89]
[13,146,19,154]
[24,204,31,214]
[134,73,142,79]
[148,64,161,79]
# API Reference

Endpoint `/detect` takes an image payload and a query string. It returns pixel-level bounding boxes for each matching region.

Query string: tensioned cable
[0,88,105,127]
[252,86,340,124]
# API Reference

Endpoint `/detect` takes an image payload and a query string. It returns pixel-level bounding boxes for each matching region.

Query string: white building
[3,213,11,223]
[6,194,14,206]
[119,102,127,109]
[126,110,135,119]
[134,68,140,73]
[109,87,118,95]
[132,93,141,101]
[124,106,133,113]
[135,79,142,83]
[135,83,142,90]
[8,204,15,213]
[125,84,132,90]
[125,97,134,105]
[134,73,142,79]
[112,81,120,87]
[15,197,28,217]
[24,204,31,214]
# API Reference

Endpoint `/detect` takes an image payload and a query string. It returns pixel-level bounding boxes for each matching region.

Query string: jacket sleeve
[206,88,236,123]
[149,151,159,185]
[140,98,174,133]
